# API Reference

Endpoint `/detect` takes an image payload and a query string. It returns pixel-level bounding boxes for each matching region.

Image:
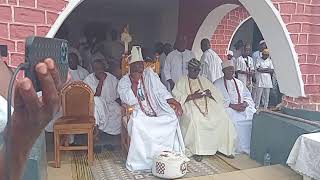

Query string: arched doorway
[47,0,179,46]
[192,1,305,98]
[47,0,179,77]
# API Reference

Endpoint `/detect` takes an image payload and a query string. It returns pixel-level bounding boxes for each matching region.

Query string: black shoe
[193,155,203,162]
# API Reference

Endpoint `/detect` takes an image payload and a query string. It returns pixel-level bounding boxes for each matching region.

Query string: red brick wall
[211,2,320,111]
[0,0,68,67]
[211,6,250,60]
[275,0,320,111]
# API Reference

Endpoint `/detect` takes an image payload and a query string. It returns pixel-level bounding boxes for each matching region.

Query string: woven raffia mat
[71,151,238,180]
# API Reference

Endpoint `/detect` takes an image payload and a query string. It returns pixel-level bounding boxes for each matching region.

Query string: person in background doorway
[104,29,125,65]
[232,40,244,59]
[214,61,256,154]
[252,40,267,67]
[235,44,255,92]
[227,50,236,64]
[251,40,267,101]
[164,36,195,90]
[199,38,223,84]
[254,49,274,109]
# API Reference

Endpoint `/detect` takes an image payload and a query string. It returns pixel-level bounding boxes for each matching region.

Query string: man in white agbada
[68,51,89,81]
[214,61,256,154]
[84,59,122,135]
[172,58,236,162]
[200,38,223,83]
[164,36,195,90]
[254,49,274,109]
[227,50,237,65]
[118,46,185,171]
[235,44,255,92]
[252,40,267,67]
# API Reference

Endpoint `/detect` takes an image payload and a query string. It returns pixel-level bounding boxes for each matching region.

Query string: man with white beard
[118,46,185,171]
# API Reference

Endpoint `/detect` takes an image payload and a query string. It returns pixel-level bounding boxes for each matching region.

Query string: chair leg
[88,129,94,164]
[54,130,61,168]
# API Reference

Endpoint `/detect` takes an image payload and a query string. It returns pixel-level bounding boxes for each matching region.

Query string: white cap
[259,40,266,45]
[227,50,233,56]
[128,46,144,64]
[222,60,234,69]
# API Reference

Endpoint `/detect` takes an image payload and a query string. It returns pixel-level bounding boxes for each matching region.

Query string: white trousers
[255,88,270,109]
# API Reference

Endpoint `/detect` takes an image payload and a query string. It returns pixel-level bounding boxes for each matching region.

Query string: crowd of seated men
[17,29,277,172]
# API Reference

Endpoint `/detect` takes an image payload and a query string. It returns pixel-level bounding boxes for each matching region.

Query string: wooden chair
[120,54,160,154]
[53,81,95,168]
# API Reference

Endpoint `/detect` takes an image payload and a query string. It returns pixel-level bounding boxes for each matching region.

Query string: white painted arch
[192,4,239,60]
[46,0,85,38]
[192,0,305,97]
[49,0,305,97]
[227,16,252,51]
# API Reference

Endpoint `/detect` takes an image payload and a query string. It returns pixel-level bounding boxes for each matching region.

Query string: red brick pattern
[0,0,68,70]
[211,7,250,60]
[211,2,320,111]
[273,0,320,111]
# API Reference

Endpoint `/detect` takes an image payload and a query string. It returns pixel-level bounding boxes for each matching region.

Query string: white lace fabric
[287,132,320,180]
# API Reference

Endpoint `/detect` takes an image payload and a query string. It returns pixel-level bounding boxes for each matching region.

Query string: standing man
[104,29,125,64]
[200,38,223,84]
[214,61,256,154]
[164,36,195,90]
[252,40,267,67]
[227,50,236,64]
[254,49,274,109]
[172,58,236,162]
[235,44,255,92]
[159,43,173,85]
[118,46,185,171]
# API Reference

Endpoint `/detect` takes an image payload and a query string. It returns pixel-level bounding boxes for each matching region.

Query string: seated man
[84,59,122,136]
[68,51,89,81]
[214,61,256,154]
[172,58,236,162]
[117,46,185,172]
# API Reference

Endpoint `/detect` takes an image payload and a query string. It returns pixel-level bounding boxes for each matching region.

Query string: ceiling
[74,0,179,16]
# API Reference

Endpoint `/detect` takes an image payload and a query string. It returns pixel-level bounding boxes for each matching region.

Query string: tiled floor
[47,152,302,180]
[185,165,303,180]
[46,132,302,180]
